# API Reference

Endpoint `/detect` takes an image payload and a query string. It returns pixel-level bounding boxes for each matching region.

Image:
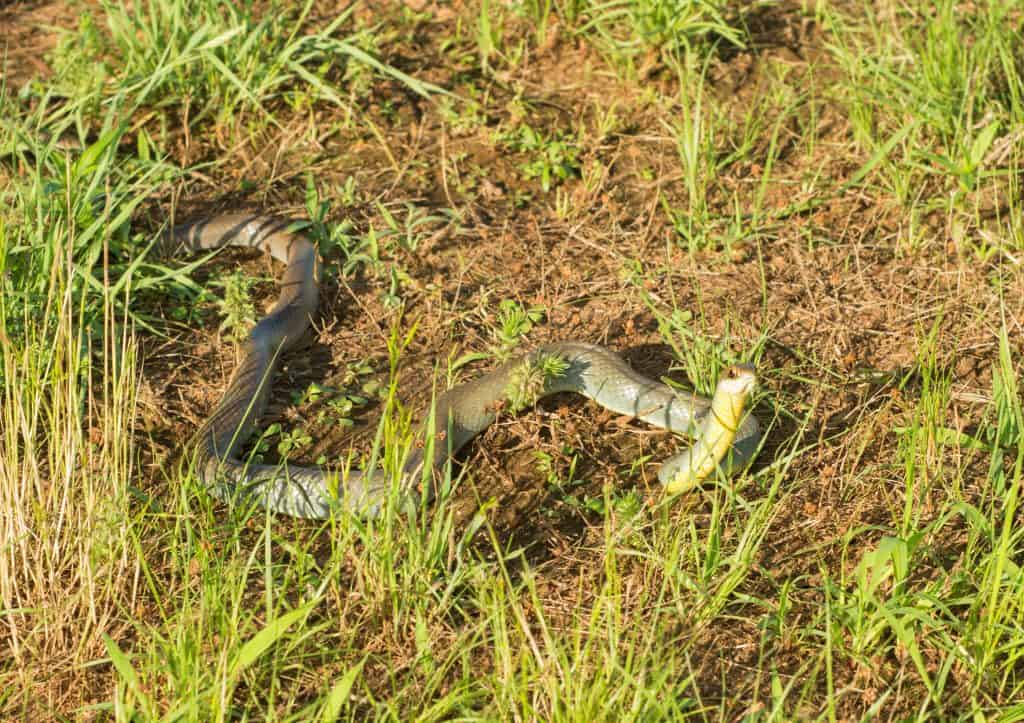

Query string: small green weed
[503,352,570,413]
[213,271,259,343]
[294,360,381,429]
[500,124,582,192]
[494,299,546,358]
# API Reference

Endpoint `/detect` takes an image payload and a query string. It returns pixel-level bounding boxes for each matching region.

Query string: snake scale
[167,213,761,519]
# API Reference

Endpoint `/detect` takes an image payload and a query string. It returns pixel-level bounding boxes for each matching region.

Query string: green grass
[822,0,1024,226]
[2,0,1024,719]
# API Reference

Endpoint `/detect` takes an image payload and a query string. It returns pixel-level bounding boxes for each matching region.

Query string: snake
[166,213,761,519]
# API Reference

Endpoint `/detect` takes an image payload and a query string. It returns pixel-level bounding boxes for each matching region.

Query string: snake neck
[662,382,752,494]
[703,391,747,459]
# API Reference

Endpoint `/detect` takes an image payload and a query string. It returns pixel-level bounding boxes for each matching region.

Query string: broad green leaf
[970,121,1000,168]
[228,604,313,679]
[319,658,366,721]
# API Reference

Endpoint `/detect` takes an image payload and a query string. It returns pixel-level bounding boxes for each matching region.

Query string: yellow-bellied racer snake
[168,213,761,519]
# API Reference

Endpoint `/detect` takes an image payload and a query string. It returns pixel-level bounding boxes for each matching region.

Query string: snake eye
[726,366,738,379]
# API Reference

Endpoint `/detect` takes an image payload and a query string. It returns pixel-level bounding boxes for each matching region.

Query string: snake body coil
[168,214,761,519]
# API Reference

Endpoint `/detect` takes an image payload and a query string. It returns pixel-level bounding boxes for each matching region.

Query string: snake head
[718,363,757,400]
